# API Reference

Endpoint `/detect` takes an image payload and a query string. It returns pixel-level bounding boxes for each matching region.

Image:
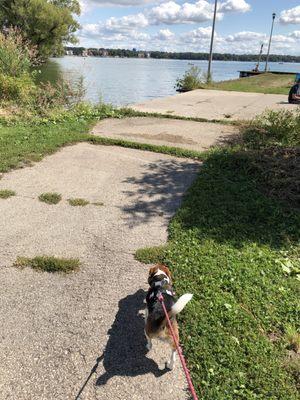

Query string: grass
[135,245,168,265]
[136,110,300,399]
[0,119,210,176]
[120,107,242,126]
[88,135,208,160]
[202,73,294,95]
[14,256,80,273]
[0,189,15,198]
[285,325,300,353]
[68,198,89,206]
[38,192,62,205]
[0,120,92,173]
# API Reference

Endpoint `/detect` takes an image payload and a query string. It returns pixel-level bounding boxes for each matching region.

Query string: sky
[76,0,300,54]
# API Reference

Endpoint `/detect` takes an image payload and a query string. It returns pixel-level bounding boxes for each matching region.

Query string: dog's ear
[148,266,158,284]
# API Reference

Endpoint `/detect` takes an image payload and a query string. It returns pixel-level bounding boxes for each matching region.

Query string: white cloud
[225,31,266,43]
[272,34,295,44]
[148,0,216,25]
[219,0,250,13]
[81,13,149,38]
[146,0,250,25]
[104,13,149,31]
[181,26,212,44]
[155,29,175,40]
[290,30,300,39]
[279,5,300,25]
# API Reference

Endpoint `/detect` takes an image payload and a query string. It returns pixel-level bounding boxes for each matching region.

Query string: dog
[144,264,193,370]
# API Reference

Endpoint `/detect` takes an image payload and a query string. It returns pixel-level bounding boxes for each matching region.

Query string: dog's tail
[171,293,193,315]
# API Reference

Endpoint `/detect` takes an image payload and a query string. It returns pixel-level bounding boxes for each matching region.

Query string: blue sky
[77,1,300,54]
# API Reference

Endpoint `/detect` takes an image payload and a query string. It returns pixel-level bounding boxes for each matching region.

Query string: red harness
[158,293,199,400]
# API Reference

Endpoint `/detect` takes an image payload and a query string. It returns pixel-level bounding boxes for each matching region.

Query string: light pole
[264,12,276,72]
[256,43,264,71]
[207,0,218,83]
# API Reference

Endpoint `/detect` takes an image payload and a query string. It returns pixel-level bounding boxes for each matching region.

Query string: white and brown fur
[145,264,193,370]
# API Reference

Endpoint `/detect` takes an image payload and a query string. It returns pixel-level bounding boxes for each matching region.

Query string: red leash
[158,293,199,400]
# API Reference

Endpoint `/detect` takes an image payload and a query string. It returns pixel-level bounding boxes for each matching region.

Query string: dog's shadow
[96,289,168,385]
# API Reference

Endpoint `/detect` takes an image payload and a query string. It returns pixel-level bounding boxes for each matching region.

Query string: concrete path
[132,89,298,121]
[0,144,199,400]
[92,116,238,152]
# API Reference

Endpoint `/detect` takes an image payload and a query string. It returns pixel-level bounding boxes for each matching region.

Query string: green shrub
[33,77,86,112]
[0,73,36,103]
[0,28,36,77]
[175,66,205,92]
[243,110,300,149]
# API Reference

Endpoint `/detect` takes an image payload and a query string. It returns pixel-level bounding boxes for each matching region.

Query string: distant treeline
[65,47,300,63]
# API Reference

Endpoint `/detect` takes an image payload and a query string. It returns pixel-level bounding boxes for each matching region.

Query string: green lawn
[204,73,294,95]
[136,111,300,399]
[0,121,91,172]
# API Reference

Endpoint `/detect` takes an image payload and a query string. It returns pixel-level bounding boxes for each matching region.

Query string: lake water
[38,57,300,106]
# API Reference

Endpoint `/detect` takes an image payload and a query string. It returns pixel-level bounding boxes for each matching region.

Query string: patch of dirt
[250,147,300,210]
[284,350,300,391]
[120,132,197,145]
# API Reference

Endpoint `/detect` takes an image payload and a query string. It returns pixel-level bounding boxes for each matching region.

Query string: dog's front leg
[167,348,176,370]
[145,330,152,351]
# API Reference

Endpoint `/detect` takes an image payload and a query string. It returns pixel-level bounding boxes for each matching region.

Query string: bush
[0,72,36,103]
[0,28,85,110]
[0,28,37,77]
[0,28,38,104]
[175,66,205,92]
[33,77,86,112]
[242,109,300,149]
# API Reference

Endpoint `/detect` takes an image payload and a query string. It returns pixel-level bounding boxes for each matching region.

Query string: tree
[0,0,80,61]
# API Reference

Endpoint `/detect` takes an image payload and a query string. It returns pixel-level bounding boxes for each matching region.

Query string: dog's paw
[146,342,152,351]
[166,361,174,370]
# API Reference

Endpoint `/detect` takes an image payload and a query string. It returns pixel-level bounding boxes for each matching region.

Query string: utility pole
[257,43,264,70]
[265,13,276,72]
[207,0,218,83]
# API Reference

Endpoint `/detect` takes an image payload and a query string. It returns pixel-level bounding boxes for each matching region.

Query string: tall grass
[0,28,36,77]
[175,66,206,92]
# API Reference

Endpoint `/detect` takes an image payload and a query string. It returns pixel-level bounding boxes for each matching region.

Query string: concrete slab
[0,144,200,400]
[91,116,238,152]
[132,89,298,121]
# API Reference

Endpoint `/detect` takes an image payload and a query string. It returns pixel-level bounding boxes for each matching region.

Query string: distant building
[65,50,73,56]
[138,52,145,58]
[145,52,151,58]
[99,49,108,57]
[82,50,88,57]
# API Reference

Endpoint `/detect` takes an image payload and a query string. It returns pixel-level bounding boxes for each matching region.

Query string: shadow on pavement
[121,159,199,227]
[95,289,168,386]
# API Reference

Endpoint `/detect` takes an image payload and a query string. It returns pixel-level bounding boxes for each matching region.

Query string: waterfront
[38,57,300,106]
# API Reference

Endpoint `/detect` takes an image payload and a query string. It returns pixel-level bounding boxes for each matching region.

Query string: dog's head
[148,264,172,286]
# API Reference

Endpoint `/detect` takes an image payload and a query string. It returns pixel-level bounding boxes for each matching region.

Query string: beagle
[145,264,193,370]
